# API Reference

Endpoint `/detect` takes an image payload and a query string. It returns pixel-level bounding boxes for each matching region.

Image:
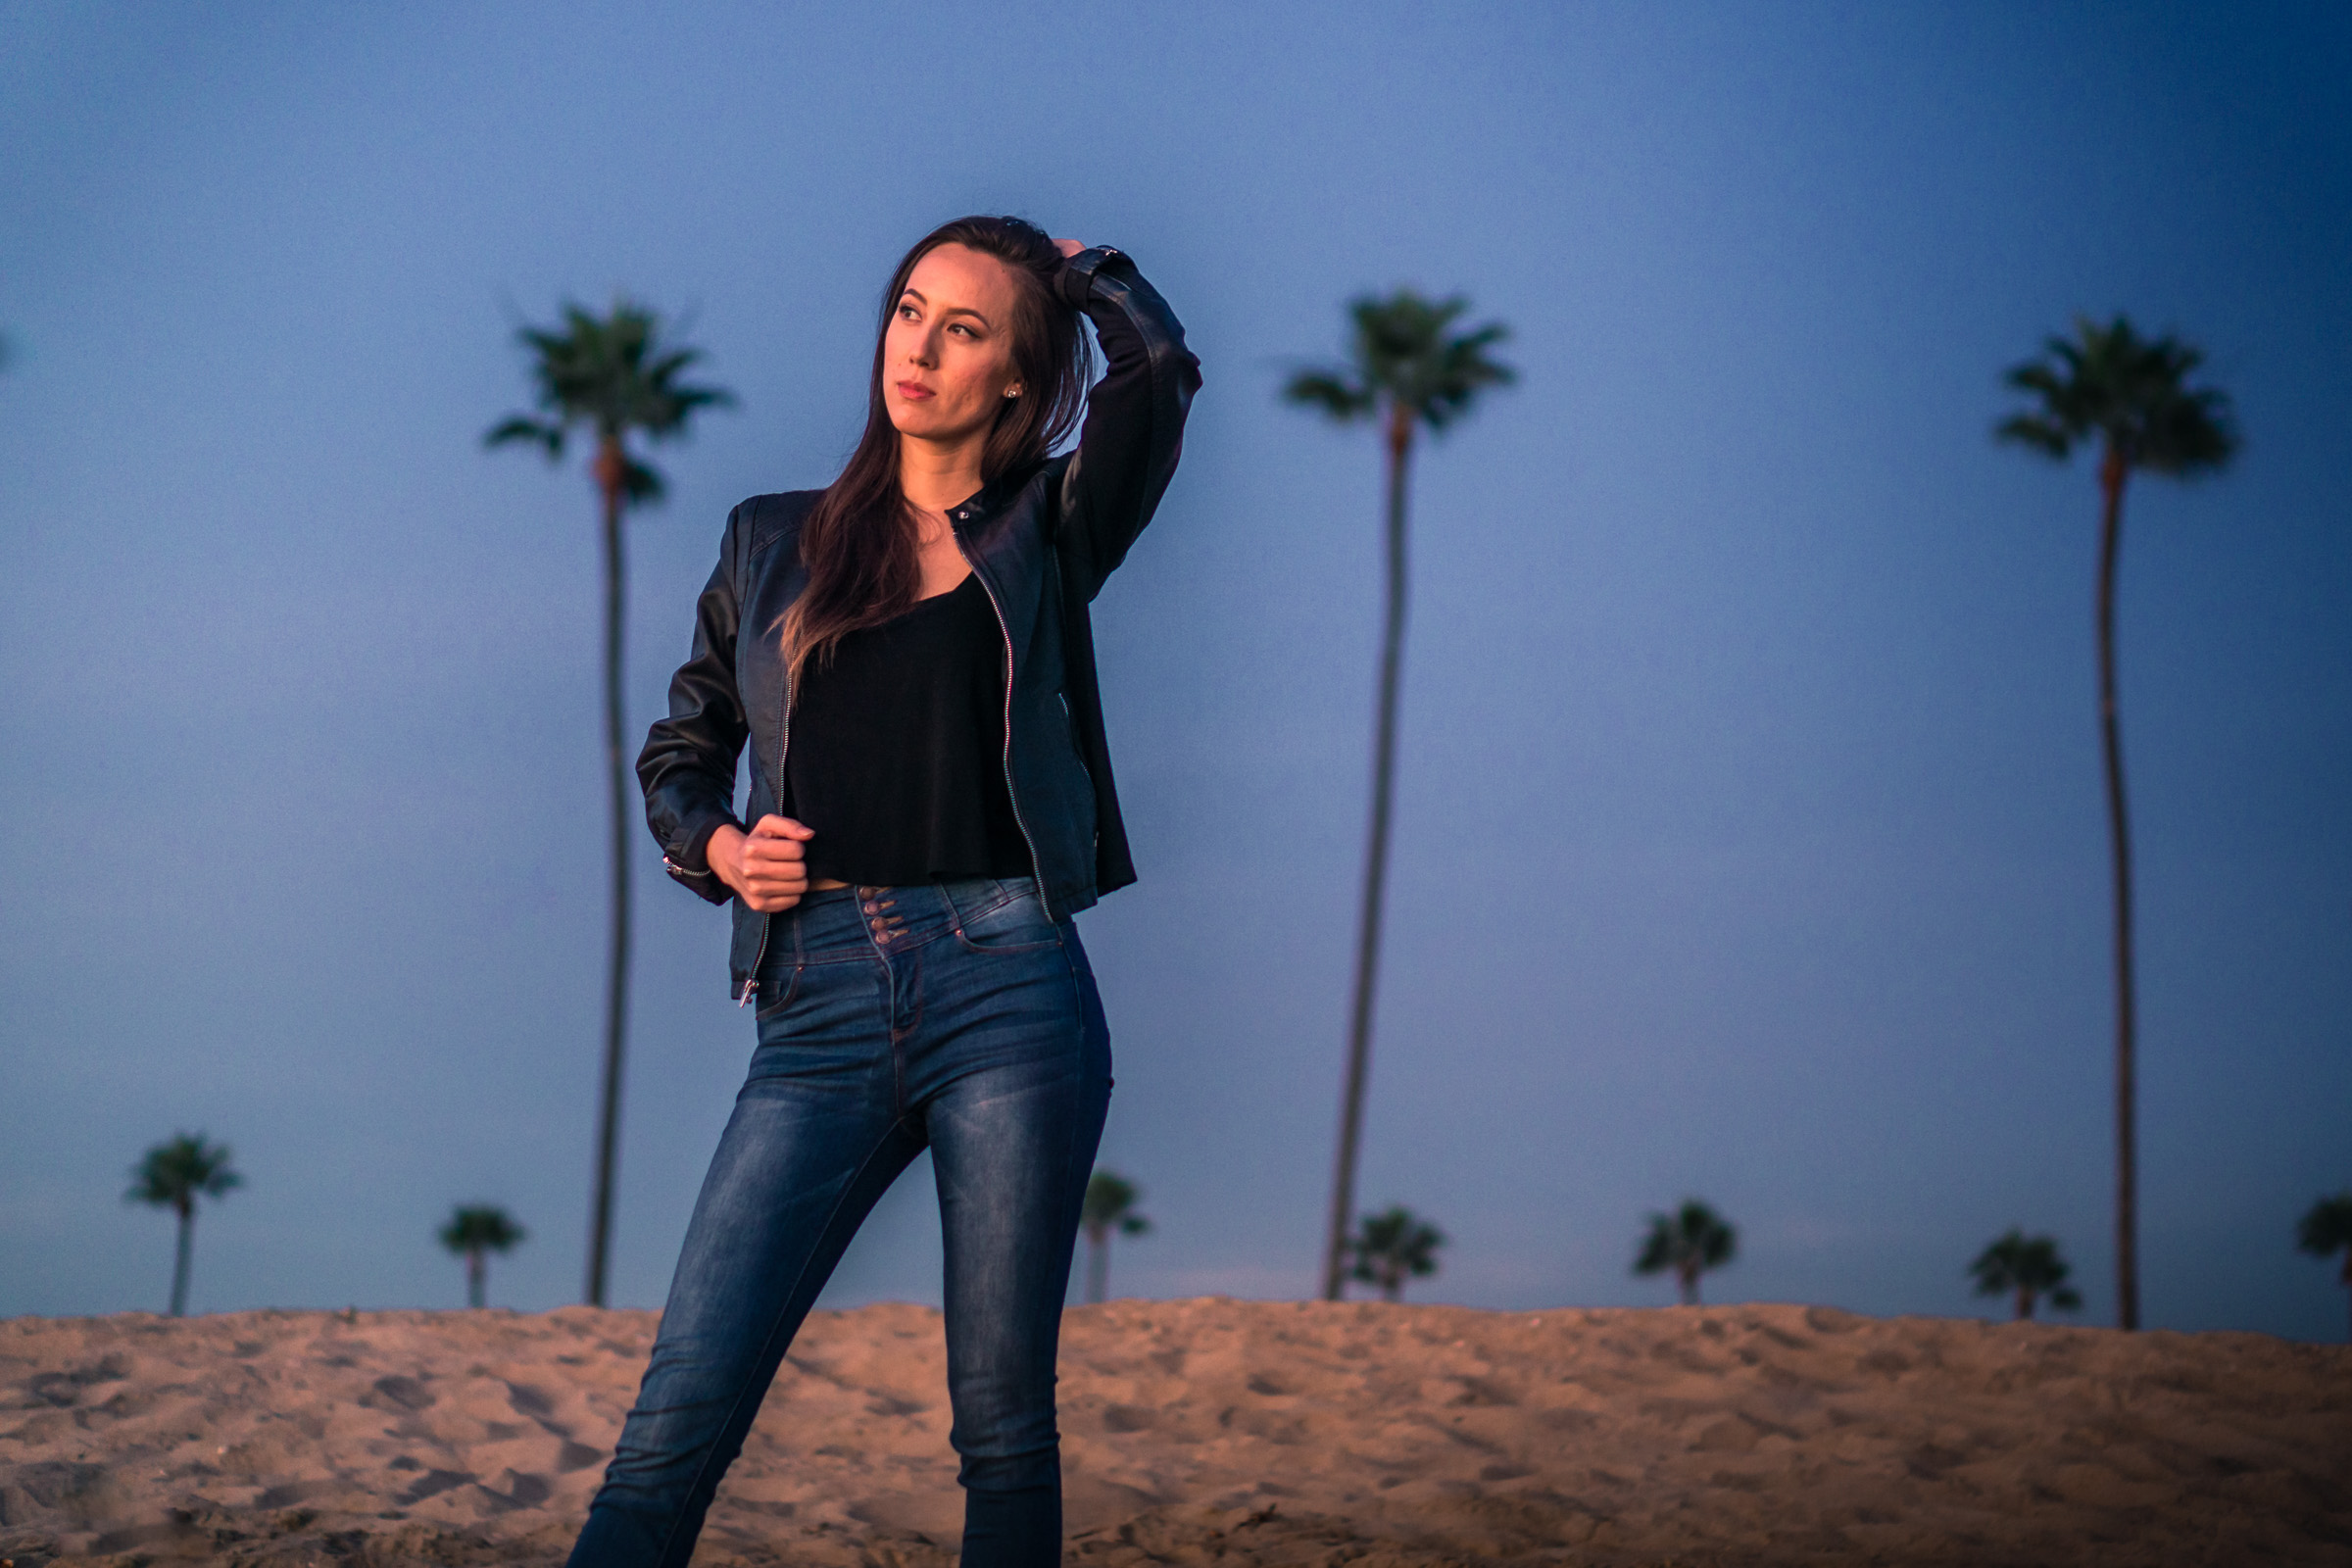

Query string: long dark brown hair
[783,216,1093,686]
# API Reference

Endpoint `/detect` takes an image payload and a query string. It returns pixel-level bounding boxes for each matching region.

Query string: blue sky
[2,2,2346,1338]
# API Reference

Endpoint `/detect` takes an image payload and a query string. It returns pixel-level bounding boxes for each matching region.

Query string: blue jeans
[566,877,1112,1568]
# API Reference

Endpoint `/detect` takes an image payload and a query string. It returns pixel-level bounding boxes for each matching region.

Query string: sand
[2,1298,2347,1566]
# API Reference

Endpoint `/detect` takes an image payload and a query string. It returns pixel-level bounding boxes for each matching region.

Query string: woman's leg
[917,906,1114,1568]
[568,955,919,1568]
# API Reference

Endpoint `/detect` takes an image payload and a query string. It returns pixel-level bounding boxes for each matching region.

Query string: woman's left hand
[1052,238,1085,261]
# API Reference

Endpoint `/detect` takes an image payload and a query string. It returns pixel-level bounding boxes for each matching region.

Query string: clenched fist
[707,815,815,912]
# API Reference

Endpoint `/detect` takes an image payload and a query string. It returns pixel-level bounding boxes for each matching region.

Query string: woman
[572,216,1199,1568]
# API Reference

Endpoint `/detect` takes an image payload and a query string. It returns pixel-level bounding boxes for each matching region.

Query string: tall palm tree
[1634,1199,1736,1306]
[1997,316,2236,1331]
[1079,1169,1152,1305]
[125,1133,243,1316]
[1286,292,1513,1301]
[488,301,732,1307]
[1968,1229,2084,1321]
[1347,1204,1445,1302]
[439,1203,528,1309]
[2296,1192,2352,1343]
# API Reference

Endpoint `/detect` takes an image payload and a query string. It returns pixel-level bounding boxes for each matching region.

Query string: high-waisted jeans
[565,876,1112,1568]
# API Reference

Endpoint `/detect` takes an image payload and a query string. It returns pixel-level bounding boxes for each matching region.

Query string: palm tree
[1286,293,1513,1301]
[1079,1170,1152,1305]
[488,301,732,1307]
[439,1203,528,1309]
[1997,316,2237,1332]
[2296,1192,2352,1343]
[1634,1200,1736,1306]
[1346,1204,1446,1302]
[1968,1229,2084,1320]
[125,1134,243,1316]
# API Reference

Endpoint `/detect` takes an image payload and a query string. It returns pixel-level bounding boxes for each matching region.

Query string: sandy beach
[2,1298,2347,1566]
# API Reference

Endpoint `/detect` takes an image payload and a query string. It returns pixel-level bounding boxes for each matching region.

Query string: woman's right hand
[707,815,815,911]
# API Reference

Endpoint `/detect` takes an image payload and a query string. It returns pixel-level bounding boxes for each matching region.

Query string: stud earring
[1004,386,1021,399]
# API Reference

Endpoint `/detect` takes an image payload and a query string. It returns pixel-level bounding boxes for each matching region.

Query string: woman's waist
[763,876,1041,962]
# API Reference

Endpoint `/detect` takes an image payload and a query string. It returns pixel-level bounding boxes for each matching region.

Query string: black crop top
[779,572,1034,887]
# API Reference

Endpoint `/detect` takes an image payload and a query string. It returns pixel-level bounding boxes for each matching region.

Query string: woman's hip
[751,877,1105,1092]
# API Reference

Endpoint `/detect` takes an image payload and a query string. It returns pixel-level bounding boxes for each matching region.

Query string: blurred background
[2,1,2345,1337]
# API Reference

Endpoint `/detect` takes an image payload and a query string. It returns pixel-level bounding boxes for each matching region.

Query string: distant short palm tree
[125,1134,243,1316]
[488,301,732,1308]
[1996,316,2236,1333]
[1634,1200,1736,1306]
[439,1203,528,1309]
[1969,1229,2083,1321]
[1347,1205,1446,1302]
[1080,1170,1152,1305]
[1286,292,1513,1302]
[2296,1192,2352,1344]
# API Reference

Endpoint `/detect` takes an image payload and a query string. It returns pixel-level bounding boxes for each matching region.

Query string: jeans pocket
[950,881,1062,955]
[752,964,802,1019]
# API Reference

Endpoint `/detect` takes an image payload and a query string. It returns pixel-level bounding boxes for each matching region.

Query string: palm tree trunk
[585,444,633,1309]
[1322,403,1415,1301]
[468,1251,487,1310]
[170,1203,193,1317]
[1086,1230,1108,1305]
[2016,1287,2033,1322]
[2095,446,2138,1333]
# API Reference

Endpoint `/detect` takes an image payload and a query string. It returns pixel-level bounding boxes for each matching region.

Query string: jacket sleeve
[637,504,749,906]
[1054,248,1202,602]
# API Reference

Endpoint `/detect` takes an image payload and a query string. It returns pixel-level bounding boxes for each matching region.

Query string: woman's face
[883,243,1024,447]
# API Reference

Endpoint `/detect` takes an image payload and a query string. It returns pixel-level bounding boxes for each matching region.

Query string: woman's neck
[897,433,987,518]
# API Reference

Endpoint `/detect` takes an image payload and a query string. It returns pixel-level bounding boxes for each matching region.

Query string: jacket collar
[948,460,1049,532]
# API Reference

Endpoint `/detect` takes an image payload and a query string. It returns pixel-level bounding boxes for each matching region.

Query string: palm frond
[1968,1229,2076,1299]
[620,457,666,504]
[1084,1169,1152,1237]
[490,298,733,501]
[2299,1194,2352,1255]
[1634,1200,1736,1275]
[439,1203,527,1254]
[125,1134,243,1208]
[1347,1205,1444,1287]
[1998,314,2237,479]
[1994,414,2074,459]
[1283,368,1375,420]
[484,416,564,457]
[1284,289,1513,437]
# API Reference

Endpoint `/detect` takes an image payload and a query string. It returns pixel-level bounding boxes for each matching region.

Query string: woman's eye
[949,322,973,337]
[898,303,919,319]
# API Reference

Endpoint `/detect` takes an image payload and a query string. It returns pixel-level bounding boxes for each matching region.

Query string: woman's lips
[894,380,934,401]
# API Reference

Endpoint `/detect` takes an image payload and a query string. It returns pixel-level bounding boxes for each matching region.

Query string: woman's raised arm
[1051,247,1202,602]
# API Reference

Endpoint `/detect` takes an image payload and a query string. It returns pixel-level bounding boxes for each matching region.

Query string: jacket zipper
[739,663,792,1005]
[956,530,1052,913]
[745,523,1044,1004]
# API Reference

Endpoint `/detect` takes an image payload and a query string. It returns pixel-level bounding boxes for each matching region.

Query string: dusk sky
[3,3,2346,1339]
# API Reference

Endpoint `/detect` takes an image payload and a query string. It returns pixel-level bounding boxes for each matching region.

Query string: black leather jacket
[637,248,1200,1003]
